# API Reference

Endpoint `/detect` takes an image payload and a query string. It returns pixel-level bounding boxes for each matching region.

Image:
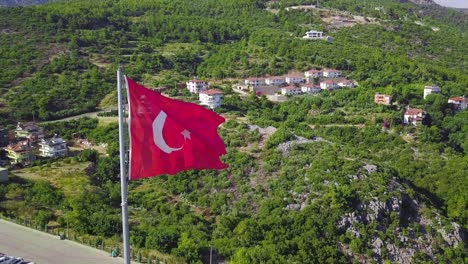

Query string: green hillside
[0,0,466,263]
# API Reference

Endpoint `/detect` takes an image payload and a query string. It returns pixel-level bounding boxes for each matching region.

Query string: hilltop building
[186,79,208,94]
[374,93,393,105]
[199,89,224,109]
[38,135,68,158]
[423,85,441,99]
[301,84,321,94]
[244,77,265,87]
[404,107,427,126]
[303,30,327,40]
[5,140,36,165]
[265,76,285,86]
[448,96,467,111]
[281,85,302,95]
[15,122,44,143]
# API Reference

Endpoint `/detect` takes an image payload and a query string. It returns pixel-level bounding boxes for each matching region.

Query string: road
[0,219,132,264]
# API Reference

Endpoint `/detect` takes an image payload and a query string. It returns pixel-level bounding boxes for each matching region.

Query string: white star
[181,129,191,140]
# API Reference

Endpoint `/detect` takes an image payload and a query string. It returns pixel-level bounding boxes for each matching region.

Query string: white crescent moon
[153,111,183,154]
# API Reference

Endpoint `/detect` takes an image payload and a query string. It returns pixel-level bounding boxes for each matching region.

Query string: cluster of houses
[374,85,467,126]
[185,80,224,109]
[237,68,355,96]
[0,122,68,165]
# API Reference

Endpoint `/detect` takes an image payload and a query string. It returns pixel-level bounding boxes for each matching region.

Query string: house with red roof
[448,96,467,111]
[281,85,302,95]
[320,80,339,90]
[5,140,36,165]
[265,76,285,86]
[186,79,208,94]
[301,84,321,94]
[285,75,305,84]
[244,77,265,87]
[322,69,342,78]
[304,69,323,78]
[404,107,427,126]
[199,89,224,109]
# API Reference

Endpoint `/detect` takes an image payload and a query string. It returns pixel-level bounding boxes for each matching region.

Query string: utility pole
[209,244,213,264]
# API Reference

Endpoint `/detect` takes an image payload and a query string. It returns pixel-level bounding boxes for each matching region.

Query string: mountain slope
[0,0,466,263]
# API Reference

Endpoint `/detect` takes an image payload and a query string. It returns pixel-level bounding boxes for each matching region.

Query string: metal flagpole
[117,66,131,264]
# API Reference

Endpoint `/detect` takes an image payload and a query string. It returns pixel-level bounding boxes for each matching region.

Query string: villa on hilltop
[186,79,208,94]
[199,89,224,109]
[404,107,427,126]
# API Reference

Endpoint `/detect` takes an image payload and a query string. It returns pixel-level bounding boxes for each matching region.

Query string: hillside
[0,0,466,263]
[0,0,56,6]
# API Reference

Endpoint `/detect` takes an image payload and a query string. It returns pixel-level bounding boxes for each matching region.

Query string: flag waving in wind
[126,77,228,180]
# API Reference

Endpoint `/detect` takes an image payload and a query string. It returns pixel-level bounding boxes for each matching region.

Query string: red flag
[126,77,228,180]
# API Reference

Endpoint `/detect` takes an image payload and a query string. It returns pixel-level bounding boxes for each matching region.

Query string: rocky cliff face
[338,177,465,263]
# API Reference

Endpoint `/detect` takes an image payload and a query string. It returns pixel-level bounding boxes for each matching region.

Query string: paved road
[0,219,131,264]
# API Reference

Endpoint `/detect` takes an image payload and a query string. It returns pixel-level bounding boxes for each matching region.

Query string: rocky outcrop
[338,177,466,263]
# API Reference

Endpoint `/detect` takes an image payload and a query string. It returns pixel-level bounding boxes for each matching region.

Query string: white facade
[303,30,326,40]
[244,78,264,87]
[423,85,441,99]
[322,69,342,78]
[448,96,468,111]
[337,79,355,88]
[304,70,323,78]
[281,86,302,95]
[38,135,68,158]
[265,77,285,86]
[285,75,304,84]
[186,80,208,94]
[199,89,224,109]
[320,80,339,90]
[301,84,321,94]
[404,108,426,126]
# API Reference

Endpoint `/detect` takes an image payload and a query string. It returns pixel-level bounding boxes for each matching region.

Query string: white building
[265,76,285,86]
[38,135,68,158]
[285,75,304,84]
[301,84,321,94]
[337,79,355,88]
[304,69,323,78]
[245,77,265,87]
[303,30,326,40]
[322,69,342,78]
[448,96,468,111]
[199,89,224,109]
[281,86,302,95]
[423,85,441,99]
[404,107,427,126]
[186,79,208,94]
[320,80,339,90]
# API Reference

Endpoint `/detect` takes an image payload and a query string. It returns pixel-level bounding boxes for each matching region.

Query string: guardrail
[0,214,183,264]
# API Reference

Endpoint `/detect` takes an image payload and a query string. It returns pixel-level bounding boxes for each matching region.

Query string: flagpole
[117,66,131,264]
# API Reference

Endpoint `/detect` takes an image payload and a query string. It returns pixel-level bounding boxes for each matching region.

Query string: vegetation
[0,0,466,263]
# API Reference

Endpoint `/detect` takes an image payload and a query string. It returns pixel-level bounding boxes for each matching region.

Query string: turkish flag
[126,77,228,180]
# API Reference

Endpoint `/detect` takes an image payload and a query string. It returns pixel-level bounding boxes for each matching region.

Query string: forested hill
[0,0,56,6]
[0,0,467,263]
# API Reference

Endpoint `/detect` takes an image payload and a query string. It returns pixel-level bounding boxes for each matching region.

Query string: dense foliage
[0,0,466,263]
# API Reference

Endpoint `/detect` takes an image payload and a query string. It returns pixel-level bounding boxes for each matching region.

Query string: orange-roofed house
[448,96,467,111]
[404,107,427,126]
[244,77,265,87]
[5,140,36,165]
[199,89,224,109]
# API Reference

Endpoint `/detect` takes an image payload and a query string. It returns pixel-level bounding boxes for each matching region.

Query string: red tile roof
[449,96,467,103]
[201,89,224,95]
[405,108,425,115]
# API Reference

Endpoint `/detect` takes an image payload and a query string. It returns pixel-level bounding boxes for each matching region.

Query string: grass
[13,159,91,198]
